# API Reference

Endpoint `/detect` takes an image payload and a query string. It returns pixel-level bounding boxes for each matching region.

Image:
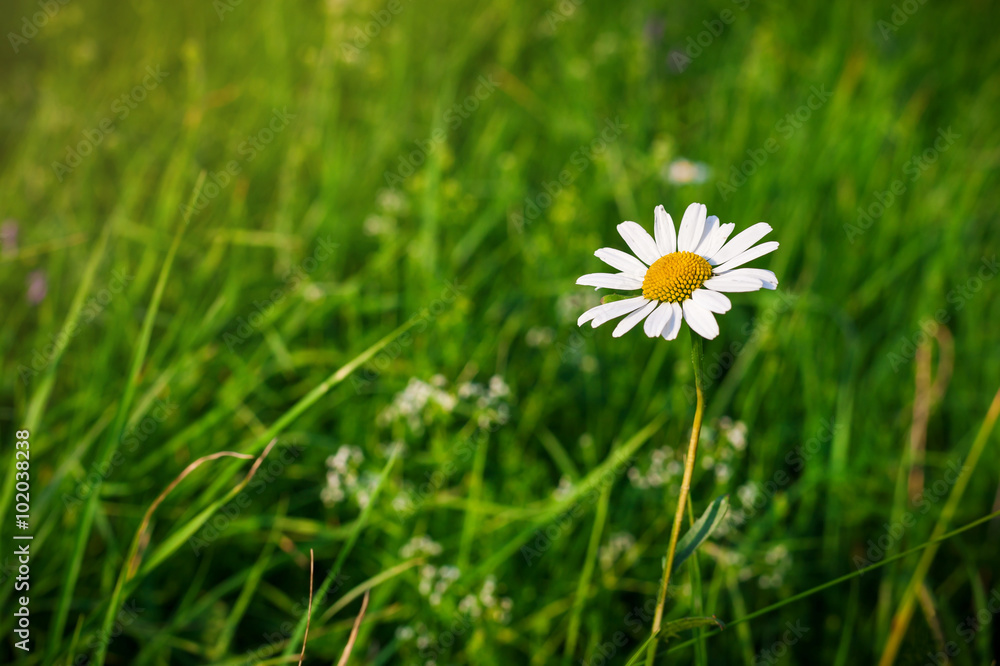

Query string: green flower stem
[647,334,706,666]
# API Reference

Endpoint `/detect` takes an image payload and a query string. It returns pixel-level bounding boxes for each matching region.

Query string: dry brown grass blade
[336,590,371,666]
[298,548,315,666]
[126,449,256,578]
[916,583,946,654]
[908,326,954,502]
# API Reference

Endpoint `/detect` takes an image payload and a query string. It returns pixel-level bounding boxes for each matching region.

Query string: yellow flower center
[642,251,713,303]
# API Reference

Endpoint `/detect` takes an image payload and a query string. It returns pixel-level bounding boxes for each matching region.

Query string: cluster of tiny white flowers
[379,377,459,430]
[599,532,636,571]
[628,446,682,489]
[628,417,748,493]
[364,189,409,237]
[392,484,416,514]
[525,326,555,347]
[321,445,370,506]
[395,622,435,658]
[418,564,461,606]
[379,374,512,431]
[400,535,443,559]
[703,417,748,483]
[457,576,513,624]
[759,544,792,589]
[718,416,748,451]
[457,375,512,428]
[737,482,761,508]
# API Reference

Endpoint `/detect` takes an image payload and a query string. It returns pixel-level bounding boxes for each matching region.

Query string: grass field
[2,0,1000,663]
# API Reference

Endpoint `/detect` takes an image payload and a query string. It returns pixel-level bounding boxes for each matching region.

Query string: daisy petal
[617,222,660,265]
[693,215,719,256]
[577,296,647,327]
[717,267,778,290]
[613,300,657,338]
[653,205,676,256]
[595,248,648,276]
[662,302,683,340]
[677,203,707,252]
[701,222,734,259]
[708,223,772,266]
[692,289,731,314]
[713,241,780,272]
[683,299,720,339]
[703,275,764,293]
[643,301,674,337]
[576,273,644,291]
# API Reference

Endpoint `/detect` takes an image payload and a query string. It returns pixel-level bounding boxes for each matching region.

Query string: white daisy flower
[576,203,779,340]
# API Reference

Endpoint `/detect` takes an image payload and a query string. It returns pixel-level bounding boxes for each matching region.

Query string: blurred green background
[2,0,999,663]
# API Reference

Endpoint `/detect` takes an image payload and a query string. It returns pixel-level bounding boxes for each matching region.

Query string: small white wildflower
[737,483,760,507]
[599,532,636,571]
[459,594,481,618]
[664,158,710,185]
[728,421,748,450]
[322,445,368,507]
[363,214,395,237]
[765,544,790,566]
[627,467,643,486]
[525,326,555,347]
[400,535,443,558]
[377,188,407,214]
[488,375,510,398]
[379,378,458,429]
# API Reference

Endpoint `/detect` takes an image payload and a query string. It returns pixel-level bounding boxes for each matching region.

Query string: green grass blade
[564,482,611,661]
[52,172,206,664]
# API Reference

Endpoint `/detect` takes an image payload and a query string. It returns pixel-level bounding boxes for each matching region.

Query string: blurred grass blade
[565,483,611,659]
[0,224,110,548]
[52,172,206,662]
